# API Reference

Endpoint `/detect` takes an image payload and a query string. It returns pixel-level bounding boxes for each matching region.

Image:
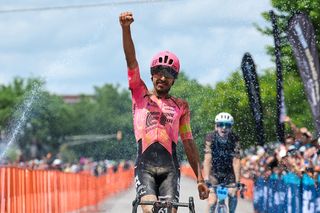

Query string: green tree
[257,0,320,131]
[57,84,135,161]
[17,90,75,159]
[0,78,34,128]
[172,65,310,154]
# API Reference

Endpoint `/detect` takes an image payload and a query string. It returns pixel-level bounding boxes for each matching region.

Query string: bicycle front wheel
[216,203,228,213]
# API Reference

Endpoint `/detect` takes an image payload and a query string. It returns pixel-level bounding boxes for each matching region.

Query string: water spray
[0,82,42,160]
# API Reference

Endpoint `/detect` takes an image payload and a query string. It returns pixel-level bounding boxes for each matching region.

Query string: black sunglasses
[151,66,177,79]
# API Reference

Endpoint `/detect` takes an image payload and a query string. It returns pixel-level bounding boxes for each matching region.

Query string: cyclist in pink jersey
[119,11,209,213]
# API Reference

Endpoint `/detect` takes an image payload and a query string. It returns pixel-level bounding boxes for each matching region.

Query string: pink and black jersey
[128,65,193,155]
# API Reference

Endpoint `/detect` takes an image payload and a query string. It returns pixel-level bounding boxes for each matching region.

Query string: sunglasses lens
[217,122,232,128]
[162,70,174,78]
[151,66,176,79]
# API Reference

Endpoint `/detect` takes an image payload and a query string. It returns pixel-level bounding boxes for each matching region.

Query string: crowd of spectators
[0,151,133,177]
[241,116,320,182]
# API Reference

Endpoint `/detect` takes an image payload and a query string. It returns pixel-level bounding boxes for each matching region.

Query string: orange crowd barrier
[180,165,254,200]
[0,166,134,213]
[239,177,253,200]
[180,164,196,179]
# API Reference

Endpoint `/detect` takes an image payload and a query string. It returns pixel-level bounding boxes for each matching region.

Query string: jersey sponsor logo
[146,111,160,127]
[146,111,174,128]
[176,177,180,195]
[164,105,176,112]
[160,113,173,125]
[135,175,147,196]
[159,113,167,125]
[135,175,141,188]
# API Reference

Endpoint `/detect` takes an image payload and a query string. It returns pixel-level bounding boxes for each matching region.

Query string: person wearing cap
[203,112,241,213]
[119,11,209,213]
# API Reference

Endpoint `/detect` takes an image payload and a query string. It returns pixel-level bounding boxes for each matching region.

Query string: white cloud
[0,0,274,94]
[155,0,271,28]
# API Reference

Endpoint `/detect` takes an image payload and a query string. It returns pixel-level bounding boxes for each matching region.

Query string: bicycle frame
[214,185,229,213]
[209,183,245,213]
[132,196,195,213]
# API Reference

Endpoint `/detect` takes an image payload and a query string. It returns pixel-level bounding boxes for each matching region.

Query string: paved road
[94,176,254,213]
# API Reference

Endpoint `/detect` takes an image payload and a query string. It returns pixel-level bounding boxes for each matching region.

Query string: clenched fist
[119,11,134,27]
[198,182,210,200]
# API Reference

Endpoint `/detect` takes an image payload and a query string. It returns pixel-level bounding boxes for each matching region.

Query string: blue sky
[0,0,274,95]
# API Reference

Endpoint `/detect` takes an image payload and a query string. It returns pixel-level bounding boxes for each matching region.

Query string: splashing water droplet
[0,82,42,161]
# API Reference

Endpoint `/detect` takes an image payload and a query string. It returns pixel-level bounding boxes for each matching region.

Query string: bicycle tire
[188,196,195,213]
[215,199,228,213]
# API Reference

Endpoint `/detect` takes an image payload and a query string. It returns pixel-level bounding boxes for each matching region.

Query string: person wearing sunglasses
[203,112,241,213]
[119,11,209,213]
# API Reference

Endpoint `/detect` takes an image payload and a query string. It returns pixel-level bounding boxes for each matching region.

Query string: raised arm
[119,11,138,69]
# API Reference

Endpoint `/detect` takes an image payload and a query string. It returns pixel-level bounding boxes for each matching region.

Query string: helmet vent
[164,55,168,63]
[150,51,180,76]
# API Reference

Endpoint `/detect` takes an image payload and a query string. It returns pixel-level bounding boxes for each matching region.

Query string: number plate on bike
[216,186,228,200]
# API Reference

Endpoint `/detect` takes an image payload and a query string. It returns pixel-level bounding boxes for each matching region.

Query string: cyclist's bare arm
[182,139,209,199]
[233,140,241,183]
[182,139,203,182]
[233,157,241,183]
[203,140,212,180]
[119,11,138,69]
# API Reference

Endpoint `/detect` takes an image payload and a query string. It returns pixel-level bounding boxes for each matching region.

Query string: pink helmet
[150,51,180,78]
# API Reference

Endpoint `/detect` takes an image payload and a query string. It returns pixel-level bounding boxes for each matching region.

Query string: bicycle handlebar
[137,200,189,208]
[208,183,246,199]
[209,183,245,189]
[132,196,195,213]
